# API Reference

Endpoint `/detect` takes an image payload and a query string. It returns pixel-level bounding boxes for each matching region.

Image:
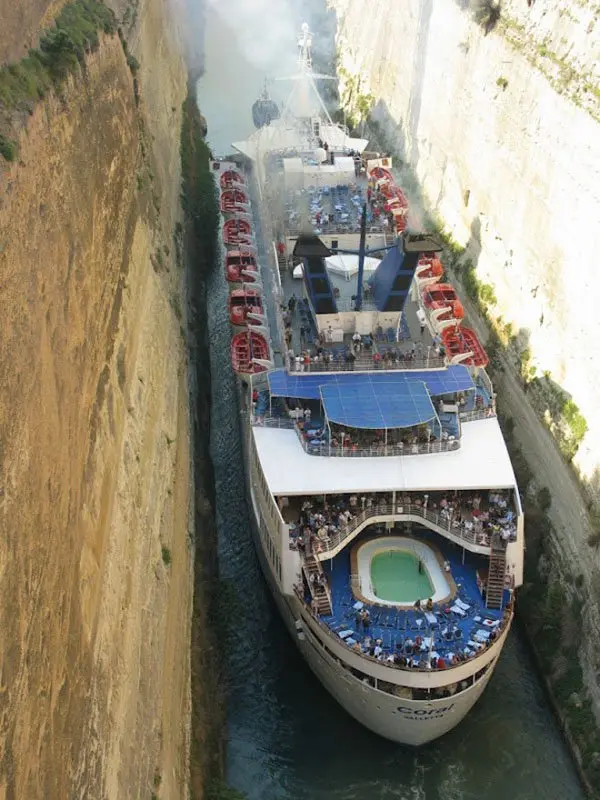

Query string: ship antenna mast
[297,22,313,72]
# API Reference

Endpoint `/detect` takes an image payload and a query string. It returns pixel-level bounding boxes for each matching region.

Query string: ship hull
[246,475,504,746]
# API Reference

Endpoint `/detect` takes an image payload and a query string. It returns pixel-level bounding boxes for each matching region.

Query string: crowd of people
[284,490,518,554]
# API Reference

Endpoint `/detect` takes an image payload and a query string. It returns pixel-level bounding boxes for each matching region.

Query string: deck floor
[316,526,506,666]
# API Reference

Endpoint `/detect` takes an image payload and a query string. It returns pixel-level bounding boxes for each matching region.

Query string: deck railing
[458,408,496,422]
[287,354,446,373]
[252,415,461,458]
[308,503,488,558]
[298,436,460,459]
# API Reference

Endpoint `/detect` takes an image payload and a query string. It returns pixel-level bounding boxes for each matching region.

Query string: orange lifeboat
[223,217,253,246]
[441,325,488,367]
[220,188,249,214]
[415,257,444,286]
[231,330,270,378]
[225,250,258,284]
[422,283,465,322]
[229,288,264,327]
[385,186,409,209]
[220,169,245,189]
[369,166,394,183]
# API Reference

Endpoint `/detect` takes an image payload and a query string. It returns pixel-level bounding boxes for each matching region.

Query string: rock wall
[0,1,192,797]
[330,0,600,484]
[0,0,63,63]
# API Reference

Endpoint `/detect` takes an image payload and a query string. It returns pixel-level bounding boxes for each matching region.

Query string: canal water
[198,3,584,798]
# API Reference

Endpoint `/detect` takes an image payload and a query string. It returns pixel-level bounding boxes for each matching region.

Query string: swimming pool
[354,536,452,607]
[370,550,434,603]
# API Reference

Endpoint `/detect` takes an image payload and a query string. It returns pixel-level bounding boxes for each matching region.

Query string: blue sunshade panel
[320,380,436,429]
[267,365,474,401]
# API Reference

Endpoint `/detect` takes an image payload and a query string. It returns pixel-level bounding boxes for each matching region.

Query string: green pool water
[370,550,434,603]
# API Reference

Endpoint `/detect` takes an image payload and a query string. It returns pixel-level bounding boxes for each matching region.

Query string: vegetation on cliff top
[0,0,116,112]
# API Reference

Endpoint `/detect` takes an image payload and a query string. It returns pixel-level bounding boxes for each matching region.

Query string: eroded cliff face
[0,0,68,62]
[0,2,191,797]
[330,0,600,482]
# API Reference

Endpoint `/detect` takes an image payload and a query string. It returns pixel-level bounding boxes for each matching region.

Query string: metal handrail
[309,503,486,556]
[458,408,496,422]
[251,415,461,457]
[297,432,460,459]
[288,355,446,373]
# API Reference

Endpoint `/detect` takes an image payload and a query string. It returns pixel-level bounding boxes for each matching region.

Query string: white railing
[477,368,494,398]
[287,354,446,373]
[251,415,460,458]
[459,408,496,422]
[305,503,489,558]
[253,415,296,430]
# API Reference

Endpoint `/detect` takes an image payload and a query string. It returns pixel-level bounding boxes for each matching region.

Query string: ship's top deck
[251,418,518,497]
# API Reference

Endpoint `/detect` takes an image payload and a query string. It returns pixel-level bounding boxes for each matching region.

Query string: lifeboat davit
[225,250,259,284]
[415,257,444,287]
[422,283,465,323]
[231,330,270,378]
[220,188,249,214]
[441,325,488,368]
[229,288,264,327]
[223,217,253,246]
[220,169,245,189]
[369,166,394,182]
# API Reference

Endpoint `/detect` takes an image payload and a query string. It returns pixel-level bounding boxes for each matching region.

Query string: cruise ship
[211,23,524,745]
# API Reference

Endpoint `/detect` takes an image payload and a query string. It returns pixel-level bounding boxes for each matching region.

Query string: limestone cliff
[0,0,67,63]
[330,0,600,484]
[0,2,192,797]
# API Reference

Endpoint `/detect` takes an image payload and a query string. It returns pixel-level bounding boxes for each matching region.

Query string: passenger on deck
[360,608,371,630]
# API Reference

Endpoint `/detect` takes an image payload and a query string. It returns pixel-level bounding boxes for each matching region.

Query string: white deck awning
[252,418,518,496]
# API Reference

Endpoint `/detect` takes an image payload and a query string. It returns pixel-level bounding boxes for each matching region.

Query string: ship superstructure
[212,23,524,745]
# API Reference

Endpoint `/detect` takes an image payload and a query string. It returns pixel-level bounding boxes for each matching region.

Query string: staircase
[303,553,332,616]
[486,535,507,609]
[276,249,287,273]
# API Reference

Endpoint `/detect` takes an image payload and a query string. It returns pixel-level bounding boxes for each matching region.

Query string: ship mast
[297,22,313,71]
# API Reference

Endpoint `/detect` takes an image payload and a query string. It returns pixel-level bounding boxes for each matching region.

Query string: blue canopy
[321,378,435,429]
[267,365,474,401]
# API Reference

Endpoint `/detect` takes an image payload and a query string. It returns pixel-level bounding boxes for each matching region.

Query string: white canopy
[293,254,380,280]
[252,418,518,496]
[325,254,381,280]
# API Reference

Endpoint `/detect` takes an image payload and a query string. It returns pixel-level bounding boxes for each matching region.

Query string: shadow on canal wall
[181,90,247,800]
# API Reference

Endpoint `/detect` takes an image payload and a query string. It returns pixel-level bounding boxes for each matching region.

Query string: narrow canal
[199,3,584,797]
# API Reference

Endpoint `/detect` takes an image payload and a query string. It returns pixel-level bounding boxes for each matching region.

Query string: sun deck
[308,526,509,670]
[251,418,518,496]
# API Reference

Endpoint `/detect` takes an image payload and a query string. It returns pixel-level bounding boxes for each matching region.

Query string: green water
[371,550,434,602]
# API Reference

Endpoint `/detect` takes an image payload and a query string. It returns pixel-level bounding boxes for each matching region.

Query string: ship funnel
[371,232,443,313]
[293,235,337,314]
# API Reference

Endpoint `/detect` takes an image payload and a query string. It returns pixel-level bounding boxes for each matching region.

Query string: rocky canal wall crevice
[0,1,199,796]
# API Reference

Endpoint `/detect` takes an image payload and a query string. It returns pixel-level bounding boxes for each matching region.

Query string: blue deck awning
[320,378,435,429]
[267,365,474,401]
